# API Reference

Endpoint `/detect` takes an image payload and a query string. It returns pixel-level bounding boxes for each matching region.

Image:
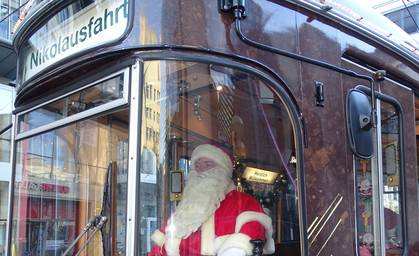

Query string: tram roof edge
[283,0,419,67]
[12,0,70,54]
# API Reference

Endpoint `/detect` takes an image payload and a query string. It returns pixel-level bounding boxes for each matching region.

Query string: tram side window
[12,76,130,255]
[356,101,404,256]
[139,60,301,255]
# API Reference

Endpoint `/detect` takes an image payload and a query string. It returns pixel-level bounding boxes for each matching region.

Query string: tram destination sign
[18,0,129,86]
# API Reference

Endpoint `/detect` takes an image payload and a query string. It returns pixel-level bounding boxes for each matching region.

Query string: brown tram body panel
[12,0,419,255]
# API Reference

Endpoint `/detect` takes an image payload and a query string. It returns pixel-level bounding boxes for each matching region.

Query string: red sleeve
[149,245,165,256]
[236,193,267,241]
[239,220,266,240]
[215,190,267,240]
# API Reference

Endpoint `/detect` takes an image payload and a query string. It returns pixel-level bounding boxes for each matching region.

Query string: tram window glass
[11,110,129,255]
[18,72,126,134]
[139,60,300,255]
[356,101,404,255]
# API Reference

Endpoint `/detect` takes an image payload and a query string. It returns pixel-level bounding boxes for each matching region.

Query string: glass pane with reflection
[139,60,300,255]
[12,110,129,256]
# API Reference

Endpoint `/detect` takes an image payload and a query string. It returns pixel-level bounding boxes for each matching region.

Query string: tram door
[352,84,408,256]
[341,56,411,256]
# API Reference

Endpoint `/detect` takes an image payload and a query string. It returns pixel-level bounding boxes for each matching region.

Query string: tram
[4,0,419,255]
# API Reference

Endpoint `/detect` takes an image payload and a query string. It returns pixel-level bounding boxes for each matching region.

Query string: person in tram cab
[149,143,275,256]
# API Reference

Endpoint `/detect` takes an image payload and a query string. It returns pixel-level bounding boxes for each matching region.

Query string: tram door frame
[354,85,409,256]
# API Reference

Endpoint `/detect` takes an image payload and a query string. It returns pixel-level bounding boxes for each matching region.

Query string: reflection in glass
[139,61,299,255]
[12,111,129,255]
[18,73,125,134]
[381,102,403,256]
[356,101,403,256]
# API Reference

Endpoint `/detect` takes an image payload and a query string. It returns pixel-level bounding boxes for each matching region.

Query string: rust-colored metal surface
[13,0,419,255]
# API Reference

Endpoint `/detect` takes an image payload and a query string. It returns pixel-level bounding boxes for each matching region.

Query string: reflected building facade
[0,0,23,254]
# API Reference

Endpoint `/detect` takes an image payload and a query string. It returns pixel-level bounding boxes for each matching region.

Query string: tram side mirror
[170,170,184,201]
[345,89,374,159]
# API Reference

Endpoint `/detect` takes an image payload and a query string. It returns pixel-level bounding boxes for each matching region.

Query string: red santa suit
[149,143,275,256]
[150,190,274,256]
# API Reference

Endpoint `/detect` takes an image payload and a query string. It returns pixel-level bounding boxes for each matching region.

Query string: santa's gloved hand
[219,247,246,256]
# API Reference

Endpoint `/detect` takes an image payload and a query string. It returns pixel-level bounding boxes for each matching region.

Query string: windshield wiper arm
[62,216,108,256]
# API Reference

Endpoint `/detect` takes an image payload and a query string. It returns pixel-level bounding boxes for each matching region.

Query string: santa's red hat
[191,143,234,173]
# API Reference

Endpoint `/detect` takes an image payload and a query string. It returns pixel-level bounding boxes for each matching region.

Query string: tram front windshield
[11,60,300,255]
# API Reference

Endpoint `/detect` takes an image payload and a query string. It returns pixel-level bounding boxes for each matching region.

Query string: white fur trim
[151,229,165,247]
[235,211,275,254]
[216,233,254,255]
[201,214,216,255]
[214,234,228,252]
[191,144,233,173]
[219,247,246,256]
[168,166,230,239]
[164,236,182,256]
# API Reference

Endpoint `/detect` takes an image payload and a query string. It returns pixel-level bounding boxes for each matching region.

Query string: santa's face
[194,157,219,173]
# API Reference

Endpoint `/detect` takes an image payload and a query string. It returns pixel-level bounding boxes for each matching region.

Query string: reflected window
[17,69,128,135]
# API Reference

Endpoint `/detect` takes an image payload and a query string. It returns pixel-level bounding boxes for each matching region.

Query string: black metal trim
[220,0,247,17]
[133,59,144,256]
[0,123,12,135]
[232,8,378,116]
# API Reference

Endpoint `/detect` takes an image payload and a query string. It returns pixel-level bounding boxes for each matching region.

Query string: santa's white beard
[165,166,235,240]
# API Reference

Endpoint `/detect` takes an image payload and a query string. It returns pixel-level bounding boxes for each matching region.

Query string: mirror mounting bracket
[220,0,247,18]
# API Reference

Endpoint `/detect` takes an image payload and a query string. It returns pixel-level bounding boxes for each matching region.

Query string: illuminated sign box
[18,0,130,86]
[242,167,279,184]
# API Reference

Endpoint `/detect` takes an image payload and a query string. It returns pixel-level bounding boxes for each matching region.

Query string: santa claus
[149,143,275,256]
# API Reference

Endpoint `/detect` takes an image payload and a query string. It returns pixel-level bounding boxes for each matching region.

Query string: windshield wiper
[62,216,108,256]
[62,162,113,256]
[101,161,113,255]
